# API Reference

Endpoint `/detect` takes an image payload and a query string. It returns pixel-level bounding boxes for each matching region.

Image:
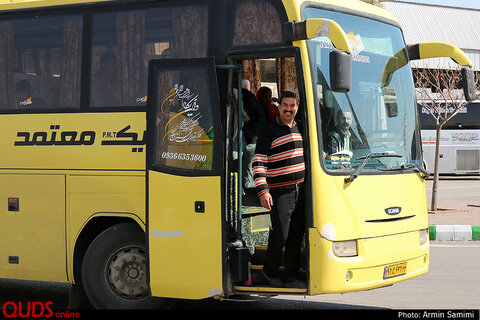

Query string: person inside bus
[159,47,176,59]
[253,91,306,288]
[241,83,268,188]
[91,53,117,107]
[326,109,360,156]
[256,86,279,121]
[15,80,46,109]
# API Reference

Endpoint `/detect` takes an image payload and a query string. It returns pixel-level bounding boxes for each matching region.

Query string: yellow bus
[0,0,475,309]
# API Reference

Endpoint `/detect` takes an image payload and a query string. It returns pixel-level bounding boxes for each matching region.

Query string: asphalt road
[0,242,478,312]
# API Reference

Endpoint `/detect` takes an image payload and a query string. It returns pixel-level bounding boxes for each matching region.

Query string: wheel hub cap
[107,247,148,300]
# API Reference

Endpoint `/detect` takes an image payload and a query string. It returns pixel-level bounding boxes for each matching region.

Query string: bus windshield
[305,7,422,173]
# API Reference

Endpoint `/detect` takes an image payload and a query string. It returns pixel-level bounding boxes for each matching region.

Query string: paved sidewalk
[425,177,480,241]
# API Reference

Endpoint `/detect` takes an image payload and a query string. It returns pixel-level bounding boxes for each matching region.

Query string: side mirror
[408,43,475,101]
[330,50,352,92]
[461,67,476,102]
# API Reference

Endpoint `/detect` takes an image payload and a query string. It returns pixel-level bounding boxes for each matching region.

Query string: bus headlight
[420,228,428,245]
[332,240,357,257]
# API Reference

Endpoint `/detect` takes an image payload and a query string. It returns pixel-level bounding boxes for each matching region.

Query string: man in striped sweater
[253,91,306,288]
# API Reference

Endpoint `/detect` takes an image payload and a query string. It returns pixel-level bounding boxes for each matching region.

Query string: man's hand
[259,192,273,211]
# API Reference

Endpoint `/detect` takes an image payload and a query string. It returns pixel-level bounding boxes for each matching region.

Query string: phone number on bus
[161,151,207,162]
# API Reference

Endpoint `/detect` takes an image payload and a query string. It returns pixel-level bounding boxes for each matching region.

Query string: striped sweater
[253,116,305,197]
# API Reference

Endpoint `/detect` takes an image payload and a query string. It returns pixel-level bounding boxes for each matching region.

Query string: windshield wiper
[379,163,430,179]
[344,152,402,183]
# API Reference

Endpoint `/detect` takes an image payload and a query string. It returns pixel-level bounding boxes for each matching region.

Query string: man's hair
[336,109,352,118]
[279,91,298,104]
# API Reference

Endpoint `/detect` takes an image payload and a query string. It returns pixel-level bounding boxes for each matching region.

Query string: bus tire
[81,222,174,309]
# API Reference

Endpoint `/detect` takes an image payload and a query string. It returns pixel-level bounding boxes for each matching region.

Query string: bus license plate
[383,262,407,279]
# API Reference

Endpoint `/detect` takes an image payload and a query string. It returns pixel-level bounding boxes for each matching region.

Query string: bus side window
[90,4,209,108]
[152,67,215,172]
[233,0,283,47]
[0,16,82,110]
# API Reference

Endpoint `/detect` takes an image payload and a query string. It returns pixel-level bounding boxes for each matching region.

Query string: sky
[398,0,480,9]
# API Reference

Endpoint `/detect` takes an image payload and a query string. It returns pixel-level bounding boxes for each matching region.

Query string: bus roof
[0,0,399,24]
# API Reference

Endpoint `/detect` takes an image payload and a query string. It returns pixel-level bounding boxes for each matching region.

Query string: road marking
[431,243,480,248]
[437,186,480,189]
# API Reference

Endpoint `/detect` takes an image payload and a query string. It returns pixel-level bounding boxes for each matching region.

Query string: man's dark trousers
[263,183,305,281]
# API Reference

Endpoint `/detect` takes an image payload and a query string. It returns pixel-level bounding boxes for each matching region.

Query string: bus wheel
[81,222,174,309]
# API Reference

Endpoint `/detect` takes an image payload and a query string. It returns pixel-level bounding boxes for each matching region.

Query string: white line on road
[431,243,480,248]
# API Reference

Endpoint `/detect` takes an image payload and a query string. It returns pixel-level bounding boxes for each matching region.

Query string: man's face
[337,111,352,130]
[278,97,298,124]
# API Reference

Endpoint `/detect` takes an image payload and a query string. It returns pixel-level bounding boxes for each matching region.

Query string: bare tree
[414,67,479,211]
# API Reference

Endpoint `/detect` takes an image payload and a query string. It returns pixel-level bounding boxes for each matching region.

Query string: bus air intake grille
[365,215,415,223]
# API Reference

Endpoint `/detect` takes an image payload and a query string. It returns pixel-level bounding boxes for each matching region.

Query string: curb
[429,225,480,241]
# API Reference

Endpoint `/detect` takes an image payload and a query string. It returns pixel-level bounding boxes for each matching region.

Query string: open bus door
[146,57,224,300]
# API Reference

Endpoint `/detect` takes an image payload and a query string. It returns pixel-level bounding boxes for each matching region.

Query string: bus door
[146,57,224,300]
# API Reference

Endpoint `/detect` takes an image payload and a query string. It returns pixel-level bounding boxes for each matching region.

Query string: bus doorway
[226,52,310,294]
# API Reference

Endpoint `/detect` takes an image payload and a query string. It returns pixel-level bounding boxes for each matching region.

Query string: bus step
[233,285,307,295]
[241,205,269,215]
[249,264,306,285]
[250,245,306,269]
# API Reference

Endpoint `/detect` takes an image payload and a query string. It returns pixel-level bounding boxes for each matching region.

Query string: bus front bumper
[309,228,429,295]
